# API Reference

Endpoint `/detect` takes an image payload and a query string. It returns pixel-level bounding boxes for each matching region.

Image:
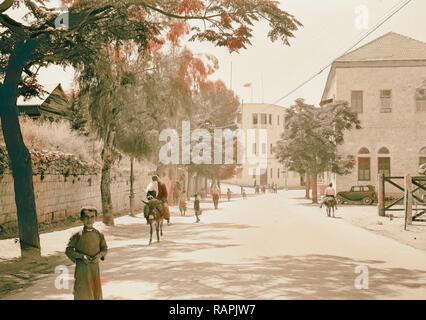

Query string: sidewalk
[0,197,235,298]
[337,204,426,253]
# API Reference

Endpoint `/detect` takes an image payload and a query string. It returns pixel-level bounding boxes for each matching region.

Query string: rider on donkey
[144,174,171,225]
[146,175,159,198]
[320,183,338,210]
[145,175,160,224]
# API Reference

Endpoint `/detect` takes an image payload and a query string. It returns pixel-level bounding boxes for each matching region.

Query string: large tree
[0,0,301,257]
[276,99,361,204]
[189,79,241,189]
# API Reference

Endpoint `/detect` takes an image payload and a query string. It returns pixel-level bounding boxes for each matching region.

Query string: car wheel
[362,197,373,205]
[336,196,344,205]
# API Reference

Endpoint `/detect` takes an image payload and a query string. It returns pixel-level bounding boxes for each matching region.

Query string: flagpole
[230,61,233,91]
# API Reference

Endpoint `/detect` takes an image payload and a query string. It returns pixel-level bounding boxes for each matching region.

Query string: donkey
[143,199,164,245]
[323,196,337,218]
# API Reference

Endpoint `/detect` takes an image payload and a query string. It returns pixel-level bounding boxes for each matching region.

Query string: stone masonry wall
[0,170,150,234]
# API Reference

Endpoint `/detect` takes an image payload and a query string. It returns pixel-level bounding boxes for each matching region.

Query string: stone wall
[0,170,150,234]
[331,65,426,192]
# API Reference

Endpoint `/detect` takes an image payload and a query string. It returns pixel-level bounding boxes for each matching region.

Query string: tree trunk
[311,172,318,204]
[101,142,115,226]
[0,40,40,258]
[187,170,192,200]
[194,173,199,193]
[129,157,135,217]
[305,173,311,199]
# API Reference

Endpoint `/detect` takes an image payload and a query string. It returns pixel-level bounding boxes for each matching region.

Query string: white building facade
[321,32,426,192]
[226,103,303,189]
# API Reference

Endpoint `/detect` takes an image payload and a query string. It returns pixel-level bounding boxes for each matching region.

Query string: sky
[6,0,426,108]
[186,0,426,107]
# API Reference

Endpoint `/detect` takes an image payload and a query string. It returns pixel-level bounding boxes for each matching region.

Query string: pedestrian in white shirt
[146,175,159,199]
[320,183,337,209]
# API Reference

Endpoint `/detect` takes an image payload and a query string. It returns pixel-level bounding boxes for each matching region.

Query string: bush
[20,116,101,165]
[0,146,8,176]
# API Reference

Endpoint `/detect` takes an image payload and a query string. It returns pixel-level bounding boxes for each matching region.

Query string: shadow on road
[3,217,426,300]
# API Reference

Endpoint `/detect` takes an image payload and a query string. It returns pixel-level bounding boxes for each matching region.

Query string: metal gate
[379,175,426,222]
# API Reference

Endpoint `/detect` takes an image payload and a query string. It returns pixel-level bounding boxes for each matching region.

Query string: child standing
[193,193,201,223]
[179,190,187,216]
[227,188,232,202]
[65,207,108,300]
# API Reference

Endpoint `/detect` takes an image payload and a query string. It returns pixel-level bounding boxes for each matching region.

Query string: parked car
[336,185,377,205]
[419,163,426,175]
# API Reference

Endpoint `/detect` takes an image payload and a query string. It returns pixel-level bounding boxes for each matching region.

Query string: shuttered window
[416,89,426,112]
[351,91,363,113]
[358,157,371,181]
[380,90,392,113]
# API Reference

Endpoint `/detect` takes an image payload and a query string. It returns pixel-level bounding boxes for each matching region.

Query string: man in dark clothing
[157,178,171,225]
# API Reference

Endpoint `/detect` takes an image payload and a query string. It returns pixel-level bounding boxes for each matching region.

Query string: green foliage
[0,146,97,179]
[1,0,301,107]
[276,99,361,177]
[0,145,9,176]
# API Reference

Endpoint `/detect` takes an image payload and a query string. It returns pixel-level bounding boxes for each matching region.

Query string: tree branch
[0,13,28,37]
[130,0,222,20]
[0,0,14,13]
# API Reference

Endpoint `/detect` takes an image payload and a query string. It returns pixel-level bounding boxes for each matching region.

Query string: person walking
[179,190,187,216]
[211,183,220,210]
[157,176,171,225]
[226,188,232,202]
[193,193,201,223]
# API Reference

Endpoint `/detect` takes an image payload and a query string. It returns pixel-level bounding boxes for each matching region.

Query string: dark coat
[157,181,168,201]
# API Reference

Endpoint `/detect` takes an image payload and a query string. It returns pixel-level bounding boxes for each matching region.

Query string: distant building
[226,103,303,189]
[17,84,72,121]
[321,32,426,192]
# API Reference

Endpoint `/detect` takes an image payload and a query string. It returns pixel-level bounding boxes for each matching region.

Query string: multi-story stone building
[226,103,303,189]
[321,32,426,192]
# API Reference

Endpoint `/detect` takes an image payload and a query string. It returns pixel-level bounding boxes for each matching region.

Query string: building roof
[17,105,41,118]
[17,84,71,119]
[321,32,426,103]
[241,103,287,113]
[336,32,426,62]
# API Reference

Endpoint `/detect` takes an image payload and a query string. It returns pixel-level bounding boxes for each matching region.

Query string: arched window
[420,147,426,166]
[358,147,370,155]
[378,147,390,154]
[378,147,391,177]
[416,87,426,112]
[358,147,371,181]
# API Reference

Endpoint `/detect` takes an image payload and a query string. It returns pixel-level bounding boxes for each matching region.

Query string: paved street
[3,190,426,300]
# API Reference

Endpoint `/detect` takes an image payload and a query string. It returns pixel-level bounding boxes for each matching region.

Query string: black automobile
[336,185,377,205]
